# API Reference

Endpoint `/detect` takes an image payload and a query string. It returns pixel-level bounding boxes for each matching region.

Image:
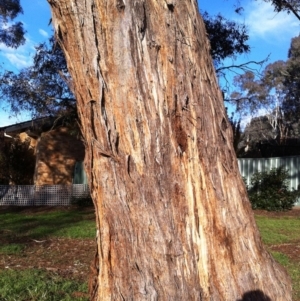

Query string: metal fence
[0,184,90,206]
[2,157,300,206]
[238,156,300,206]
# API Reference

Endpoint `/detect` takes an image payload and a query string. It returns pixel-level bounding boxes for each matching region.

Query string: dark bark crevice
[167,4,174,12]
[116,0,125,12]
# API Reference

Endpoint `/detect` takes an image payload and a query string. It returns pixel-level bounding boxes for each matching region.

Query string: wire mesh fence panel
[72,184,90,199]
[0,184,90,206]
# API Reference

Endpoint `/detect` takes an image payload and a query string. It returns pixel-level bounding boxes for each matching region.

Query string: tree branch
[216,58,268,73]
[281,0,300,21]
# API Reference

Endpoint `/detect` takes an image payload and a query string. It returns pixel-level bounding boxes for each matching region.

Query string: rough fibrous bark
[48,0,292,300]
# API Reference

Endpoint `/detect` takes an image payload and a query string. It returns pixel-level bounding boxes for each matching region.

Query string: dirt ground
[0,206,96,286]
[254,207,300,218]
[0,238,96,281]
[0,206,299,292]
[254,208,300,264]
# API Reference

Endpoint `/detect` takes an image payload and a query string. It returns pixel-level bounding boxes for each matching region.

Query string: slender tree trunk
[48,1,291,300]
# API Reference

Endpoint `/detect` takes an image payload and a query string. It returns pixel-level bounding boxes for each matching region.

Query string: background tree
[231,61,287,127]
[231,34,300,145]
[0,0,25,48]
[202,9,268,98]
[0,137,35,184]
[0,12,251,121]
[228,112,242,155]
[230,35,300,157]
[202,11,250,70]
[263,0,300,20]
[0,37,76,122]
[282,35,300,119]
[246,166,299,210]
[48,0,291,300]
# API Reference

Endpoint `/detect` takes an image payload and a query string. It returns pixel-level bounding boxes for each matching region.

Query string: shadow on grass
[0,206,96,248]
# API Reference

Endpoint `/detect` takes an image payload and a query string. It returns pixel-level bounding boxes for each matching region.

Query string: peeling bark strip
[48,0,292,300]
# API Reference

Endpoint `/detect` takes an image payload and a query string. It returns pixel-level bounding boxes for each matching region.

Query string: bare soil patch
[254,207,300,218]
[1,206,299,299]
[269,242,300,262]
[0,205,96,285]
[0,238,96,282]
[254,207,300,296]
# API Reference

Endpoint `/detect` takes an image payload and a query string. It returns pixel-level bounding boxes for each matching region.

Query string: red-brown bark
[48,0,292,300]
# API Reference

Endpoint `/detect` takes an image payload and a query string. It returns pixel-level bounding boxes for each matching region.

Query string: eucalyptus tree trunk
[48,0,291,300]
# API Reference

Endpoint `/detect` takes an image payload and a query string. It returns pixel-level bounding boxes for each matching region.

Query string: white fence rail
[0,184,90,206]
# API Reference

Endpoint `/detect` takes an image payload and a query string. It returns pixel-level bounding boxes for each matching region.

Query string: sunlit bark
[48,0,292,300]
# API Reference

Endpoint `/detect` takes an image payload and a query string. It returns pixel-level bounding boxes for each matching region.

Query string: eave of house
[0,117,54,137]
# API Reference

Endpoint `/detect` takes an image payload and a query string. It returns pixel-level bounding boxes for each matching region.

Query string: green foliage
[263,0,300,21]
[0,137,35,184]
[231,34,300,134]
[0,37,76,119]
[71,196,93,207]
[0,15,250,121]
[282,35,300,119]
[0,269,88,301]
[247,167,299,211]
[231,61,285,117]
[228,112,242,156]
[0,0,25,48]
[202,11,250,68]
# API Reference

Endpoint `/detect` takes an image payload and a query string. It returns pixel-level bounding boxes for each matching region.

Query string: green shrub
[71,196,93,207]
[246,167,299,211]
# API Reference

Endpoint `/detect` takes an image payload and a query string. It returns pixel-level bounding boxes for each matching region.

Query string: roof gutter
[4,132,13,138]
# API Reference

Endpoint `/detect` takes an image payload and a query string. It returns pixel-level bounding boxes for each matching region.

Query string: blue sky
[200,0,299,123]
[0,0,52,127]
[0,0,299,127]
[201,0,299,63]
[0,0,52,71]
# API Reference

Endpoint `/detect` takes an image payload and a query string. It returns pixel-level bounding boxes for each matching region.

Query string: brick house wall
[34,127,85,185]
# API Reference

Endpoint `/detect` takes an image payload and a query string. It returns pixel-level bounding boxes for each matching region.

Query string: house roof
[0,117,55,136]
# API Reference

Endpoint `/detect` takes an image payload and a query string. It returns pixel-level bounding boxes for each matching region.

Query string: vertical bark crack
[88,241,99,300]
[165,0,175,12]
[100,87,108,128]
[167,4,174,12]
[116,0,125,12]
[135,2,147,40]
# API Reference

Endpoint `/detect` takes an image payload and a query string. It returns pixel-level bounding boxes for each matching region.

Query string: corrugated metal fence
[0,184,90,206]
[238,156,300,206]
[2,158,300,206]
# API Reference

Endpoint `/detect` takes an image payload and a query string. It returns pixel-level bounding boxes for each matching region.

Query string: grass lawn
[0,206,96,241]
[0,206,95,301]
[0,269,88,301]
[0,206,299,300]
[255,210,300,301]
